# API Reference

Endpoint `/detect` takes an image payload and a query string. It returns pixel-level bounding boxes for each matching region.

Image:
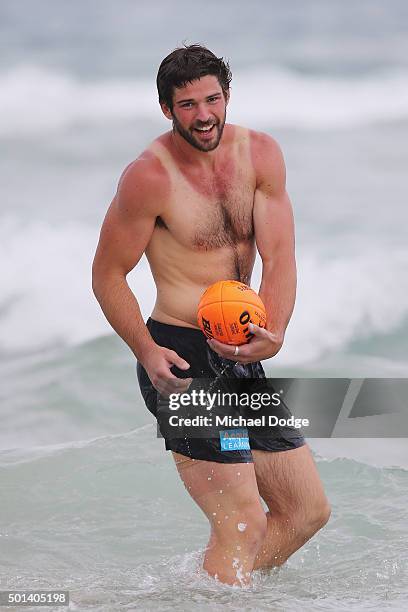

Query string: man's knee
[318,501,332,527]
[212,504,267,552]
[296,499,331,539]
[310,499,331,530]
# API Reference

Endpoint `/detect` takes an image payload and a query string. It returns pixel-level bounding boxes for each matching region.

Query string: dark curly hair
[156,44,232,111]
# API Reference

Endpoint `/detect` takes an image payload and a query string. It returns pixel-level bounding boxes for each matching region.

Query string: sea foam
[1,65,408,135]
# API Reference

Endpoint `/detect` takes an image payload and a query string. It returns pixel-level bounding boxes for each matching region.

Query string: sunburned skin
[145,124,258,328]
[93,69,330,588]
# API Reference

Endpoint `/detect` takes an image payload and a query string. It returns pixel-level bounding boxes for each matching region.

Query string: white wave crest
[0,65,157,135]
[230,66,408,129]
[0,216,156,352]
[278,248,408,365]
[1,64,408,135]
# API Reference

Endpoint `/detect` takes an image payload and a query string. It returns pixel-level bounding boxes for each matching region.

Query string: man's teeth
[196,125,213,131]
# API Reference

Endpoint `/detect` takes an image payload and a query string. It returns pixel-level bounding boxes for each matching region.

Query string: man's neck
[170,129,222,171]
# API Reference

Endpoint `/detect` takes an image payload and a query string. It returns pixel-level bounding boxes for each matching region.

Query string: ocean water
[1,0,407,609]
[1,431,407,611]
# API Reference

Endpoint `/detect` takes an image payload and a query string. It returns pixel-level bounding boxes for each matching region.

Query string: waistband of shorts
[146,317,204,338]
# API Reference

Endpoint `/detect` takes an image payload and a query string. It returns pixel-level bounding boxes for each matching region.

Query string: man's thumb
[249,322,264,335]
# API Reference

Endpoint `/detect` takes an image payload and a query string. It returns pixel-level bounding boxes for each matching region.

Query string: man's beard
[171,110,226,152]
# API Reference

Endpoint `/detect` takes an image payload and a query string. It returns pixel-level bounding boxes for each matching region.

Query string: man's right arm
[92,156,191,394]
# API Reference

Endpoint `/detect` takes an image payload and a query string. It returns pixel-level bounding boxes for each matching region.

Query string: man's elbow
[91,257,109,301]
[92,259,126,301]
[92,262,103,301]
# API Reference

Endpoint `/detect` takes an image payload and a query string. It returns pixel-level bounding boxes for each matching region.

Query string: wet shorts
[137,318,306,464]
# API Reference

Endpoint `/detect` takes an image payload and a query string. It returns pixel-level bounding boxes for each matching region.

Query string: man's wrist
[133,340,158,366]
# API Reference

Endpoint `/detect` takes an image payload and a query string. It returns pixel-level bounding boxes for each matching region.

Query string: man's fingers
[172,376,193,392]
[207,338,232,357]
[165,366,193,387]
[157,375,193,396]
[207,338,250,360]
[166,349,190,371]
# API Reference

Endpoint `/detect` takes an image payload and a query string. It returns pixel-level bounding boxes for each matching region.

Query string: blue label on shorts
[220,429,250,451]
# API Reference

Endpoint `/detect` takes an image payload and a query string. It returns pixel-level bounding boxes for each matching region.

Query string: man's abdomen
[147,235,256,328]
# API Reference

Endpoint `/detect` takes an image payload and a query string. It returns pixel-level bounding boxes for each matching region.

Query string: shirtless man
[92,45,331,586]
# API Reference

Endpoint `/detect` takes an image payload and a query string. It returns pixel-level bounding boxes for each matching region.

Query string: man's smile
[194,124,216,138]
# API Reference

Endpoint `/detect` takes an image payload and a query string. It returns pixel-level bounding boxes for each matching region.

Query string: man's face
[165,75,228,152]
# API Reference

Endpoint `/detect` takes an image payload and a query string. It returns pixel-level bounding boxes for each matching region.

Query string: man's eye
[181,103,193,108]
[209,97,220,103]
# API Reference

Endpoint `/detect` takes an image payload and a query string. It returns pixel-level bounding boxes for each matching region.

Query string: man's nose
[195,103,212,123]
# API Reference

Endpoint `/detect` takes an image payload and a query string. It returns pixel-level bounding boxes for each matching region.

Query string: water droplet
[212,512,217,516]
[207,477,212,480]
[237,522,247,532]
[237,472,241,476]
[219,489,223,494]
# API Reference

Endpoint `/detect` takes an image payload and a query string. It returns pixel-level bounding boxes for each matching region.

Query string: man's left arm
[253,133,296,353]
[207,134,296,362]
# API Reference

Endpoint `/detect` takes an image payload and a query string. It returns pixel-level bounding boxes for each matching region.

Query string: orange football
[197,280,267,345]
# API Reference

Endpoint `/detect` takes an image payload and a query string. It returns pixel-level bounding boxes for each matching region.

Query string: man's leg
[252,444,331,570]
[172,451,267,586]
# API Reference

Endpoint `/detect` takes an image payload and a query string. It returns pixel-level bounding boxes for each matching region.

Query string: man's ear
[160,102,173,120]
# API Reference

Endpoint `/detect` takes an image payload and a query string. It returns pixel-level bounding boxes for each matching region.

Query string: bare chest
[158,163,256,251]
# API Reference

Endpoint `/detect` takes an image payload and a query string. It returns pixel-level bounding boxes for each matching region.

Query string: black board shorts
[137,318,306,464]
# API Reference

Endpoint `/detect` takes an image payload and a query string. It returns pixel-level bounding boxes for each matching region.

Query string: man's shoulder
[248,128,282,155]
[233,129,285,191]
[228,125,282,160]
[119,136,171,186]
[246,129,285,179]
[116,136,171,214]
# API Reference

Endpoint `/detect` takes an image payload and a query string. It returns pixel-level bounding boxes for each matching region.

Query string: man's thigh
[252,444,329,517]
[172,451,264,521]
